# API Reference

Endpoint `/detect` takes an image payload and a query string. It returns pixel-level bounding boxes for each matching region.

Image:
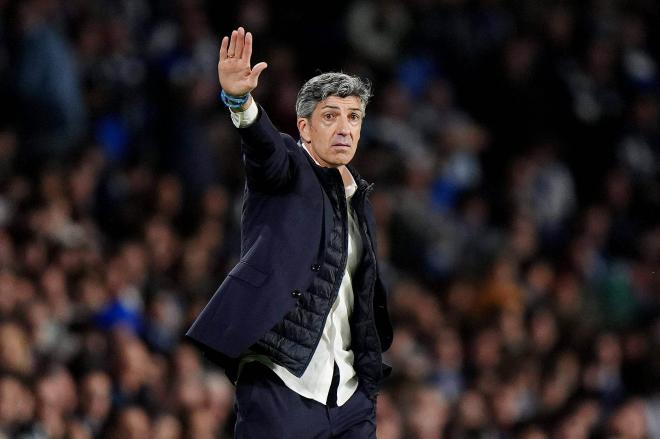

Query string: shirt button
[291,290,302,298]
[311,264,320,272]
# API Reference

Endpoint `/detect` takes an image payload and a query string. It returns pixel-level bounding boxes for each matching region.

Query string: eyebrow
[321,105,363,112]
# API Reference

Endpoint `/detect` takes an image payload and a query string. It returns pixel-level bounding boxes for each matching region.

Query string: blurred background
[0,0,659,438]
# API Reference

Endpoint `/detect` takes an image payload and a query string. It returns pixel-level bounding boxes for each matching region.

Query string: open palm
[219,27,268,97]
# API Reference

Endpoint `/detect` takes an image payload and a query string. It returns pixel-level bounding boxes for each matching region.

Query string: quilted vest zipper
[300,174,350,373]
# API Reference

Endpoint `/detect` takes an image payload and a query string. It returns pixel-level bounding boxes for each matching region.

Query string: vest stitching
[257,338,305,362]
[282,316,319,335]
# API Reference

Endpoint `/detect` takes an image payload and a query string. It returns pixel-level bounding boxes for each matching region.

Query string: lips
[332,143,350,148]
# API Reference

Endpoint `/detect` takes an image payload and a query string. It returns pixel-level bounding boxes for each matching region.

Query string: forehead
[315,95,362,112]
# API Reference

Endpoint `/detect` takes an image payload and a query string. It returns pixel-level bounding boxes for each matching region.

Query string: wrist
[220,90,251,111]
[229,95,253,113]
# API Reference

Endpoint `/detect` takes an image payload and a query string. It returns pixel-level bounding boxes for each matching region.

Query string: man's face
[297,95,363,168]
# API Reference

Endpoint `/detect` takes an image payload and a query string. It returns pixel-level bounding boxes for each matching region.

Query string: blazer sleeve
[237,105,295,191]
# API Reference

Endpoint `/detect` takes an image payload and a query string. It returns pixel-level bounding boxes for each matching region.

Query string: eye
[323,113,336,121]
[350,113,361,121]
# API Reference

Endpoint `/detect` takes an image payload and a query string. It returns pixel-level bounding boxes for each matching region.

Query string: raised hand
[219,27,268,97]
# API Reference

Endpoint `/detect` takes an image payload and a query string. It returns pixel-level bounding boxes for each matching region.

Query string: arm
[219,27,293,190]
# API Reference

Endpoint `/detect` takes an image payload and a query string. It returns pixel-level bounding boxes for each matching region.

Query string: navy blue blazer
[186,106,392,365]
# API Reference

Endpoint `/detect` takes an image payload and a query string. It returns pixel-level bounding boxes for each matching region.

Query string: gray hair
[295,72,372,119]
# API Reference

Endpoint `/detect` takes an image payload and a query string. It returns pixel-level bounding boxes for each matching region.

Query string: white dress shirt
[232,98,362,406]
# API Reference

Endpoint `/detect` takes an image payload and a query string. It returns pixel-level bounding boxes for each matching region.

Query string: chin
[320,154,353,168]
[331,159,352,167]
[332,152,355,166]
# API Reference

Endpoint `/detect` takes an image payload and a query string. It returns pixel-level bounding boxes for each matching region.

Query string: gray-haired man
[186,27,393,438]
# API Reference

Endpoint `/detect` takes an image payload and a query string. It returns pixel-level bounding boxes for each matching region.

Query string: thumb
[250,62,268,82]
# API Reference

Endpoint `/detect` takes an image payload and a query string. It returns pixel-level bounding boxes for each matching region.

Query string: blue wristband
[220,90,250,110]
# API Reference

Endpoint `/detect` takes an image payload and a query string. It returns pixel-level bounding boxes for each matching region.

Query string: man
[186,27,393,438]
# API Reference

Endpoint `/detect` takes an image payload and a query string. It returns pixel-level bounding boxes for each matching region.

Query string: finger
[227,29,237,57]
[242,32,253,63]
[250,62,268,82]
[219,36,228,60]
[235,27,245,60]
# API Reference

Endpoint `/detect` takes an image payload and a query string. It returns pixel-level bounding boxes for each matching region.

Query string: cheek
[317,129,334,149]
[312,125,332,142]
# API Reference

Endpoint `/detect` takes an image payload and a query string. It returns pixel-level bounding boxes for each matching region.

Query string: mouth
[331,143,351,148]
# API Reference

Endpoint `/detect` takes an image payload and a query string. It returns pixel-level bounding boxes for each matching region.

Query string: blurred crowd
[0,0,659,438]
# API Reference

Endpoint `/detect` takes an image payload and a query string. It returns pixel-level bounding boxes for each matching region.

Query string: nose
[337,116,350,136]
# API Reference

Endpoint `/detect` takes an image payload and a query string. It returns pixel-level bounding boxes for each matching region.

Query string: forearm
[232,103,293,189]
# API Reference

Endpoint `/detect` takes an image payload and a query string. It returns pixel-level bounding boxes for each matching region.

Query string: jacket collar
[346,163,374,195]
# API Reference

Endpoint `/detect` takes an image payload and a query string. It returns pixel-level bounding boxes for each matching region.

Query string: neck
[338,166,353,187]
[300,140,355,187]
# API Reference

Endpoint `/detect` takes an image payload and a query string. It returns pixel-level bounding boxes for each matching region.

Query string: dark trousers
[234,361,376,438]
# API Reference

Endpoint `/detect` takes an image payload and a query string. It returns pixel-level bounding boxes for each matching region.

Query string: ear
[297,118,311,144]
